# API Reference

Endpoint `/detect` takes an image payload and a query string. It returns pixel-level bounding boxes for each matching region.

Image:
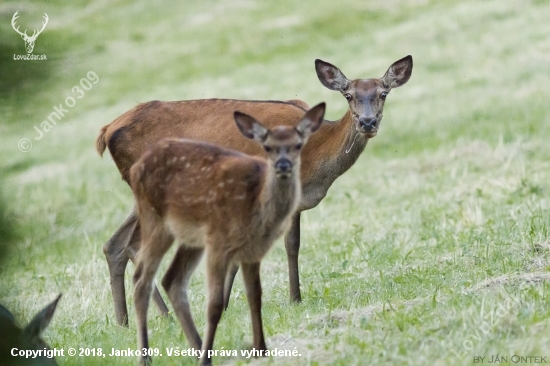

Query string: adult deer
[97,55,413,327]
[131,104,324,365]
[0,294,61,366]
[11,11,49,54]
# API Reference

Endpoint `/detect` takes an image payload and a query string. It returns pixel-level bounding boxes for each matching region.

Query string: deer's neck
[332,110,369,172]
[298,110,369,211]
[259,165,301,229]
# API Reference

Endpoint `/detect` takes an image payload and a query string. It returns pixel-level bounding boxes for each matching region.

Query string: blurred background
[1,0,549,365]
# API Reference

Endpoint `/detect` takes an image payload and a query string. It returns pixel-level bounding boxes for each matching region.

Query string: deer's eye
[264,146,272,152]
[344,93,352,101]
[380,92,388,100]
[295,143,303,151]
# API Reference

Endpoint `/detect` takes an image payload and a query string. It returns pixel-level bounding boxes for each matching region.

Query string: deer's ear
[381,55,413,89]
[234,112,269,142]
[315,59,350,92]
[0,304,15,323]
[23,294,61,341]
[296,102,325,138]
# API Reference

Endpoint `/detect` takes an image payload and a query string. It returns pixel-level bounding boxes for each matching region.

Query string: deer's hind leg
[223,263,240,310]
[201,243,232,366]
[133,225,173,365]
[126,219,170,318]
[162,245,204,351]
[103,206,138,327]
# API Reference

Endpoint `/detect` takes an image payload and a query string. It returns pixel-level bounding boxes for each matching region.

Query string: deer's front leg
[284,212,302,303]
[241,261,267,352]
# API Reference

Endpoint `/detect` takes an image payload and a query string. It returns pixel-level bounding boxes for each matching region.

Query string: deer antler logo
[11,11,49,54]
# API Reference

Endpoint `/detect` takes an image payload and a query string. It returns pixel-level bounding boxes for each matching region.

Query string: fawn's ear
[23,294,61,341]
[234,111,269,142]
[315,59,350,92]
[381,55,413,89]
[296,102,325,138]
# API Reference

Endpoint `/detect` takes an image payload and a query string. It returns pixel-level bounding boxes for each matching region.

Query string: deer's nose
[275,158,292,172]
[359,117,376,131]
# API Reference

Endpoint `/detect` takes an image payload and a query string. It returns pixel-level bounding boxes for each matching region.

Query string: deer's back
[105,99,308,183]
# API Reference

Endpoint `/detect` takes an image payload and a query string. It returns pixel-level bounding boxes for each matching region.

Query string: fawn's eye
[380,92,388,100]
[295,143,303,151]
[264,146,272,152]
[344,93,352,101]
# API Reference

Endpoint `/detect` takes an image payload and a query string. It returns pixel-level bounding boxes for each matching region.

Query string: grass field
[1,0,550,365]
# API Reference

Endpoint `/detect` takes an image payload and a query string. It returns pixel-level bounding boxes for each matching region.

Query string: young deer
[97,56,413,326]
[0,294,61,366]
[130,104,325,365]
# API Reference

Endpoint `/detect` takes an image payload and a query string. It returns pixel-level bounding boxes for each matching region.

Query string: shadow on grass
[0,181,19,281]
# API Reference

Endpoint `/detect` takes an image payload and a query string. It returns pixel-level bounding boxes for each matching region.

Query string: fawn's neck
[259,162,301,227]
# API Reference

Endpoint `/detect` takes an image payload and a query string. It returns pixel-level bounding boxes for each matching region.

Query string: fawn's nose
[359,117,377,131]
[275,158,292,173]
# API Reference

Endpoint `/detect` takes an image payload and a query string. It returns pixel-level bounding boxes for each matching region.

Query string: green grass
[1,0,550,365]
